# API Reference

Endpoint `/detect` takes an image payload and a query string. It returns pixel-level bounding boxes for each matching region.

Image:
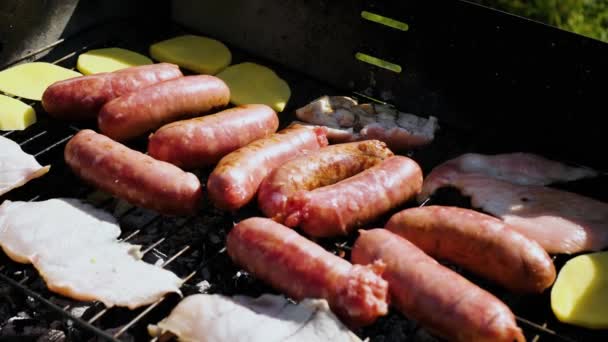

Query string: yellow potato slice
[0,62,81,101]
[0,95,36,130]
[216,62,291,112]
[551,251,608,329]
[76,48,152,75]
[149,35,231,75]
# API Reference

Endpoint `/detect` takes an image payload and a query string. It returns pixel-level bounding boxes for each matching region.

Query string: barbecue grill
[1,0,607,341]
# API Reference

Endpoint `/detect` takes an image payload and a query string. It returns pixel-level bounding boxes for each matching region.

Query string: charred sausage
[65,129,202,215]
[207,125,328,210]
[284,156,422,237]
[227,217,389,327]
[258,140,393,223]
[148,104,278,169]
[98,75,230,141]
[386,206,556,293]
[42,63,183,120]
[352,229,525,342]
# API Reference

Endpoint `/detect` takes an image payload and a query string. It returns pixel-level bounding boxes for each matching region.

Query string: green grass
[472,0,608,42]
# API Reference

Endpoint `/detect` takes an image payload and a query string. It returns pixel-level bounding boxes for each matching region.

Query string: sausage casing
[42,63,183,120]
[386,206,556,293]
[352,229,525,342]
[227,217,389,327]
[284,156,422,237]
[207,125,328,210]
[98,75,230,141]
[65,129,202,215]
[148,104,278,169]
[258,140,393,223]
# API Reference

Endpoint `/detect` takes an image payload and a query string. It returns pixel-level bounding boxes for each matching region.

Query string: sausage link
[258,140,393,223]
[98,75,230,141]
[148,104,278,169]
[207,125,328,210]
[284,156,422,237]
[386,206,556,293]
[65,129,201,215]
[352,229,525,342]
[227,217,389,327]
[42,63,183,120]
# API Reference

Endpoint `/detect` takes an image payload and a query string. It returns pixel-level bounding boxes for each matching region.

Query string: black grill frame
[0,7,607,342]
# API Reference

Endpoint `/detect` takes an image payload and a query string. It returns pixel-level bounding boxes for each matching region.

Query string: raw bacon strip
[295,96,438,151]
[0,198,182,308]
[447,174,608,254]
[33,242,181,309]
[419,152,598,201]
[0,199,119,263]
[0,136,50,196]
[149,294,361,342]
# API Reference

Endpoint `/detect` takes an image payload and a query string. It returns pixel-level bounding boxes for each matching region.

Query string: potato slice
[551,251,608,329]
[0,95,36,130]
[0,62,81,101]
[149,35,231,75]
[76,48,152,75]
[216,62,291,112]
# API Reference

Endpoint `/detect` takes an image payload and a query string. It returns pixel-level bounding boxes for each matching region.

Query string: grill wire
[0,18,606,342]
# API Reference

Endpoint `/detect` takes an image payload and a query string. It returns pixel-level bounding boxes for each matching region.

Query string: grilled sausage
[98,75,230,141]
[65,129,201,215]
[207,125,328,210]
[283,156,422,237]
[227,217,389,327]
[258,140,393,223]
[386,206,556,293]
[352,229,525,342]
[148,104,278,169]
[42,63,183,120]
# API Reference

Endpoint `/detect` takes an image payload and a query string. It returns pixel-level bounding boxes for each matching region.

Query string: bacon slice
[0,136,50,196]
[0,198,182,308]
[419,152,598,202]
[33,242,181,309]
[0,199,119,263]
[444,175,608,254]
[149,294,361,342]
[295,96,438,151]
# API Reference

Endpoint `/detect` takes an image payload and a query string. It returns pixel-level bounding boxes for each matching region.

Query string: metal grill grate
[1,18,606,342]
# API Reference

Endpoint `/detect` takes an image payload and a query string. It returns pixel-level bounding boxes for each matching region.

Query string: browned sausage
[98,75,230,141]
[148,104,279,169]
[65,129,201,215]
[283,156,422,237]
[207,125,328,210]
[352,229,525,342]
[386,206,556,293]
[257,140,393,223]
[227,217,389,327]
[42,63,183,120]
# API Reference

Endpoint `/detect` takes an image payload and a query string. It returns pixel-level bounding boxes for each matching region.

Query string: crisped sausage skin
[386,206,556,293]
[98,75,230,141]
[42,63,182,120]
[148,104,278,169]
[227,217,389,327]
[352,229,526,342]
[258,140,393,223]
[207,125,328,210]
[65,129,201,215]
[284,156,422,237]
